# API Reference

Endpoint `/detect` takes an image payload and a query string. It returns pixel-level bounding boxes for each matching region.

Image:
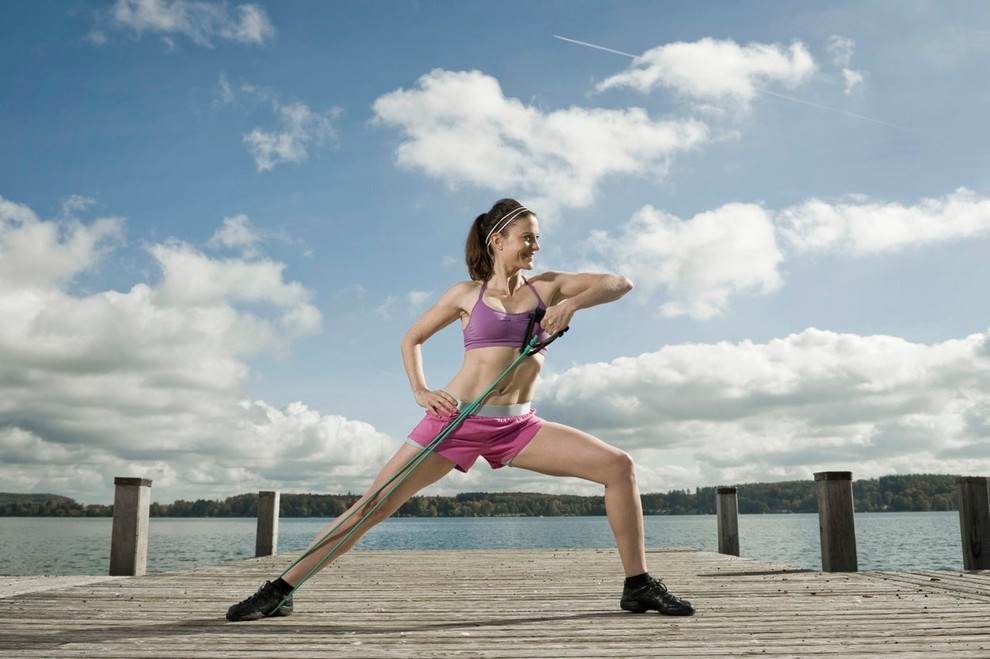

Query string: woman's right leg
[282,444,456,585]
[227,444,456,621]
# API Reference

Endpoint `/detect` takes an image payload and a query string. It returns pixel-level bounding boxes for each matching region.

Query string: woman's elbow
[614,274,634,296]
[400,329,422,352]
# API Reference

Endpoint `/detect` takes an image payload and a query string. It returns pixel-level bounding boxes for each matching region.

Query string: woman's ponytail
[464,199,532,281]
[465,212,493,281]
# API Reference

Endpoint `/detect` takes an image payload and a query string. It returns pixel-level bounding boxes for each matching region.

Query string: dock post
[814,471,858,572]
[956,476,990,570]
[255,490,280,557]
[716,486,740,556]
[109,477,152,576]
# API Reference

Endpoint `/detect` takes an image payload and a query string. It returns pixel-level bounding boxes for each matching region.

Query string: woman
[226,199,695,621]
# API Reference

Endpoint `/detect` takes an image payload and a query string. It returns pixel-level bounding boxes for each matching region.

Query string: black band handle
[521,307,569,354]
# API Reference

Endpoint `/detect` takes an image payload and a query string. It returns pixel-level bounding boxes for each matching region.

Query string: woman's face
[495,215,541,270]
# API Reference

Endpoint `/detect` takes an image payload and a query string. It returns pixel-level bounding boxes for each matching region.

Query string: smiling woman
[7,0,990,631]
[224,198,696,621]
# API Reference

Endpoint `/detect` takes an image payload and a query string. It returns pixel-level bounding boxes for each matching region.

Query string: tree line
[0,474,965,517]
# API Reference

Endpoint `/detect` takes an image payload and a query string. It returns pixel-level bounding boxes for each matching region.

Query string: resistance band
[269,309,566,614]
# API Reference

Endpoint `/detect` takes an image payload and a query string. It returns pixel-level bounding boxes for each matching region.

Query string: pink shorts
[406,406,544,473]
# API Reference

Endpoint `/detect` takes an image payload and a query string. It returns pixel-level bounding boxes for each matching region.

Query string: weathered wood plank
[1,549,988,658]
[0,575,122,598]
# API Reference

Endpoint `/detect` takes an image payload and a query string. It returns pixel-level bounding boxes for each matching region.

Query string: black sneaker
[226,580,294,622]
[620,577,695,616]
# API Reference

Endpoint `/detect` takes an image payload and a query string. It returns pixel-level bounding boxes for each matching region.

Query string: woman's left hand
[541,301,575,337]
[414,388,459,418]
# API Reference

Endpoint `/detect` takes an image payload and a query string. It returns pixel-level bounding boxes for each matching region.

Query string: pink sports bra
[463,280,551,352]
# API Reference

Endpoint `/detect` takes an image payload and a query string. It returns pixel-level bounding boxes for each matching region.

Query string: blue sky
[2,1,989,505]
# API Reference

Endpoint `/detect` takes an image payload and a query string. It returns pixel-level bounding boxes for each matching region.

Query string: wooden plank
[0,549,988,657]
[0,576,122,598]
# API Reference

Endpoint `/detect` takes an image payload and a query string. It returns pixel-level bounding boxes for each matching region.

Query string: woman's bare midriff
[444,347,544,405]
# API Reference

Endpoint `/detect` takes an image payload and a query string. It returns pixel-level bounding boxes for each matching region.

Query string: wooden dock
[2,548,989,657]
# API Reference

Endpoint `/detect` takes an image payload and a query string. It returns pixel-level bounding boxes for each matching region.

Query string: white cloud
[214,79,342,172]
[110,0,275,47]
[215,72,236,105]
[840,68,865,96]
[0,195,124,287]
[151,241,322,351]
[590,203,783,319]
[220,4,272,44]
[826,35,865,95]
[826,35,855,67]
[779,188,990,254]
[375,290,434,319]
[0,196,400,504]
[372,69,710,216]
[244,101,341,172]
[591,188,990,319]
[407,290,434,309]
[207,214,260,256]
[375,295,398,319]
[59,195,99,217]
[538,328,990,492]
[596,38,816,114]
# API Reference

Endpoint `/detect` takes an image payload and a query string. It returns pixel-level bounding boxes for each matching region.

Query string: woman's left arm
[534,272,633,336]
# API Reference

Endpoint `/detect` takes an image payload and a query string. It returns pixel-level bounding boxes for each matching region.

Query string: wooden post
[956,476,990,570]
[255,490,280,557]
[109,477,152,576]
[814,471,858,572]
[716,486,740,556]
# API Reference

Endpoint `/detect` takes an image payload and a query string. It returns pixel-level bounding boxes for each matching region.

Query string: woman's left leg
[508,421,647,577]
[509,421,696,616]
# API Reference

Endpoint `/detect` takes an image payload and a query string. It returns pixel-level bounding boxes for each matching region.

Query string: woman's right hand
[414,388,459,418]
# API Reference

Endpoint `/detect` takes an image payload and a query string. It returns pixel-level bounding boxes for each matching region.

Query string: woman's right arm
[400,282,472,417]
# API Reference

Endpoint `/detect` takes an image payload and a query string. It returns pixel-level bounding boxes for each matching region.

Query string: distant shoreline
[0,473,965,517]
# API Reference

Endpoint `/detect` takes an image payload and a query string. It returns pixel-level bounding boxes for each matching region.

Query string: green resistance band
[270,325,566,614]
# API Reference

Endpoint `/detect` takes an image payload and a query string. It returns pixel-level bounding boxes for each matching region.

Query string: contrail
[754,88,939,139]
[554,34,941,141]
[552,35,638,59]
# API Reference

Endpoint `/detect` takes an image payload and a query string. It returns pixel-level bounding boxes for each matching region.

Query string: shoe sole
[225,601,294,622]
[620,602,695,616]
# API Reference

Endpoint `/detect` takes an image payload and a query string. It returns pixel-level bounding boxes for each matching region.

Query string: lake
[0,512,965,576]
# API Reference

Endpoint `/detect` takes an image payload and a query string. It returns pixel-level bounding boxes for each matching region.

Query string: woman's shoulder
[526,271,567,292]
[446,279,483,295]
[437,279,483,307]
[527,271,563,284]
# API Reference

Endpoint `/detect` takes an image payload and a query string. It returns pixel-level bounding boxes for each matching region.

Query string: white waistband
[457,401,532,417]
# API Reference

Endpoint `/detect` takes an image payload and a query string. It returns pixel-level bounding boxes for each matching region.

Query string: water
[0,512,964,576]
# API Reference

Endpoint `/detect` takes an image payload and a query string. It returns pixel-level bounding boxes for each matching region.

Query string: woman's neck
[487,267,524,296]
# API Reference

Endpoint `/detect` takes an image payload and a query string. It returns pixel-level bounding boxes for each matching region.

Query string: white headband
[485,206,533,246]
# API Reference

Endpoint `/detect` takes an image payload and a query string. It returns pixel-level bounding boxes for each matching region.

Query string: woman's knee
[359,496,402,526]
[605,449,637,485]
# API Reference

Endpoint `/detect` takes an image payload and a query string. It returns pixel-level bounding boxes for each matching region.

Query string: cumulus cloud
[207,214,260,256]
[244,101,342,172]
[0,195,399,503]
[590,203,783,319]
[150,241,321,347]
[538,328,990,491]
[779,187,990,254]
[372,69,710,216]
[0,195,124,287]
[591,188,990,319]
[596,37,816,114]
[109,0,275,47]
